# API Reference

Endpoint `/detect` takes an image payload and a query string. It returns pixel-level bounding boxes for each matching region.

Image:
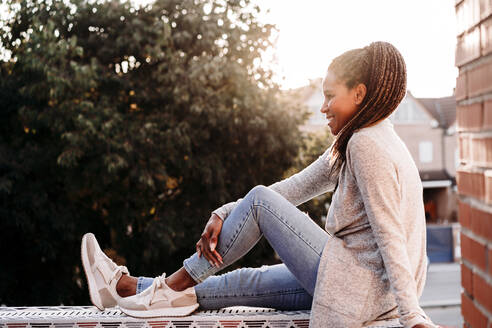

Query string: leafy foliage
[0,0,309,305]
[286,128,336,227]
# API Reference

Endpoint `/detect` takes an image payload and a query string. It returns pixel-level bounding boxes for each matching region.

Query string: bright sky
[1,0,457,98]
[259,0,458,97]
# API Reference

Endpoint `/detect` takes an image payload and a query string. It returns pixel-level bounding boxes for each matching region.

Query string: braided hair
[326,41,407,181]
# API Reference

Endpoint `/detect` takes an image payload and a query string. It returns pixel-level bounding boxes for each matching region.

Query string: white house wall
[393,123,445,172]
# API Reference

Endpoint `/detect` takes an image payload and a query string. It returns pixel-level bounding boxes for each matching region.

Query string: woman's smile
[326,116,335,127]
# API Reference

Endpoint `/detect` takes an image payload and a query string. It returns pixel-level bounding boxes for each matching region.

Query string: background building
[390,92,457,224]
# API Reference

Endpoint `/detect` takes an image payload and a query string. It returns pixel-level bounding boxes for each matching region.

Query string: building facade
[455,0,492,326]
[389,92,458,224]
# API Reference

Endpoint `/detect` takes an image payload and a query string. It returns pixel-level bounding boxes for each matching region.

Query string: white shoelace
[149,272,167,306]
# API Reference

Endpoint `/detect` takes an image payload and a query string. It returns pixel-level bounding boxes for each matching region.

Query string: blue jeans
[137,185,330,310]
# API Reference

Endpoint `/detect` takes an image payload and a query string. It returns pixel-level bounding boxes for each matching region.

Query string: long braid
[326,41,407,180]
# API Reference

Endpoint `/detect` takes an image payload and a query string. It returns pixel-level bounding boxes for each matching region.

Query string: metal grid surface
[0,306,402,328]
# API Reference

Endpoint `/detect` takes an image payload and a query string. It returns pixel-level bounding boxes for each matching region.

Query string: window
[419,141,433,163]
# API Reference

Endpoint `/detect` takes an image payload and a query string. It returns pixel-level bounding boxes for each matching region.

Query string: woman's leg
[184,185,329,293]
[181,185,329,309]
[194,263,314,310]
[128,185,329,309]
[134,263,314,310]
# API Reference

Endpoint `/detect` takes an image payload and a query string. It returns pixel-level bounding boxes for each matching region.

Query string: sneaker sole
[119,303,200,318]
[81,233,105,311]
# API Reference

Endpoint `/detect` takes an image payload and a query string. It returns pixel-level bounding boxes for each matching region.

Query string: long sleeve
[212,145,338,221]
[347,134,436,328]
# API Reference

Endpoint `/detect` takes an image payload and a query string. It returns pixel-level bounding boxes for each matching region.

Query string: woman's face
[320,69,365,135]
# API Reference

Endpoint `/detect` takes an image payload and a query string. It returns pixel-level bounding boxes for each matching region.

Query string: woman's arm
[212,145,338,221]
[348,134,437,328]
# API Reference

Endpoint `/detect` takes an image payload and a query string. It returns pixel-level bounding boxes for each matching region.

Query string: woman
[81,41,438,328]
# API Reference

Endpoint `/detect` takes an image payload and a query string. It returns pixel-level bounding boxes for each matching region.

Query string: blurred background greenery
[0,0,333,306]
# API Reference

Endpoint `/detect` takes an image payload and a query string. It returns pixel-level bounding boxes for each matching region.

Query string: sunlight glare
[129,0,458,97]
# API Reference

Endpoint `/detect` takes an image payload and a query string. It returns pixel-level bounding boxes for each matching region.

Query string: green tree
[295,128,336,227]
[0,0,307,305]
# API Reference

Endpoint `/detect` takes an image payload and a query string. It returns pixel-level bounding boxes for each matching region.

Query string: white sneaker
[118,273,199,317]
[81,232,129,310]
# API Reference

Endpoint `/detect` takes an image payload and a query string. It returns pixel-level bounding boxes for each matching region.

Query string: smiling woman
[81,41,438,328]
[322,43,408,183]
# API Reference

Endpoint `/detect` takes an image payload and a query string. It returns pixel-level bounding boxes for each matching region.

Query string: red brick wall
[456,0,492,327]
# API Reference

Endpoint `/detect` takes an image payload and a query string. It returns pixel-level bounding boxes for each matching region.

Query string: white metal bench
[0,306,403,327]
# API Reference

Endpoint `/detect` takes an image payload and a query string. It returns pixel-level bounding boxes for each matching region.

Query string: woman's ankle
[165,267,197,291]
[116,274,137,297]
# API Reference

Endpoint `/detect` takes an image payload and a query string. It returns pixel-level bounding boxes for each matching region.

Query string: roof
[420,169,456,184]
[415,96,456,129]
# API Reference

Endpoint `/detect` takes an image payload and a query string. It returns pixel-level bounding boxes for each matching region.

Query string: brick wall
[455,0,492,327]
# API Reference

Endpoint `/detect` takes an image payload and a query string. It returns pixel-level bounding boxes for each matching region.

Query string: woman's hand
[196,213,224,268]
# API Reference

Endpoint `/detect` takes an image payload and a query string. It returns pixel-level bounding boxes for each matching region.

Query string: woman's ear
[354,83,367,105]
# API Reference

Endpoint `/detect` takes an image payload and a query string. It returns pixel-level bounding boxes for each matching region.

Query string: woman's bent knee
[248,184,273,200]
